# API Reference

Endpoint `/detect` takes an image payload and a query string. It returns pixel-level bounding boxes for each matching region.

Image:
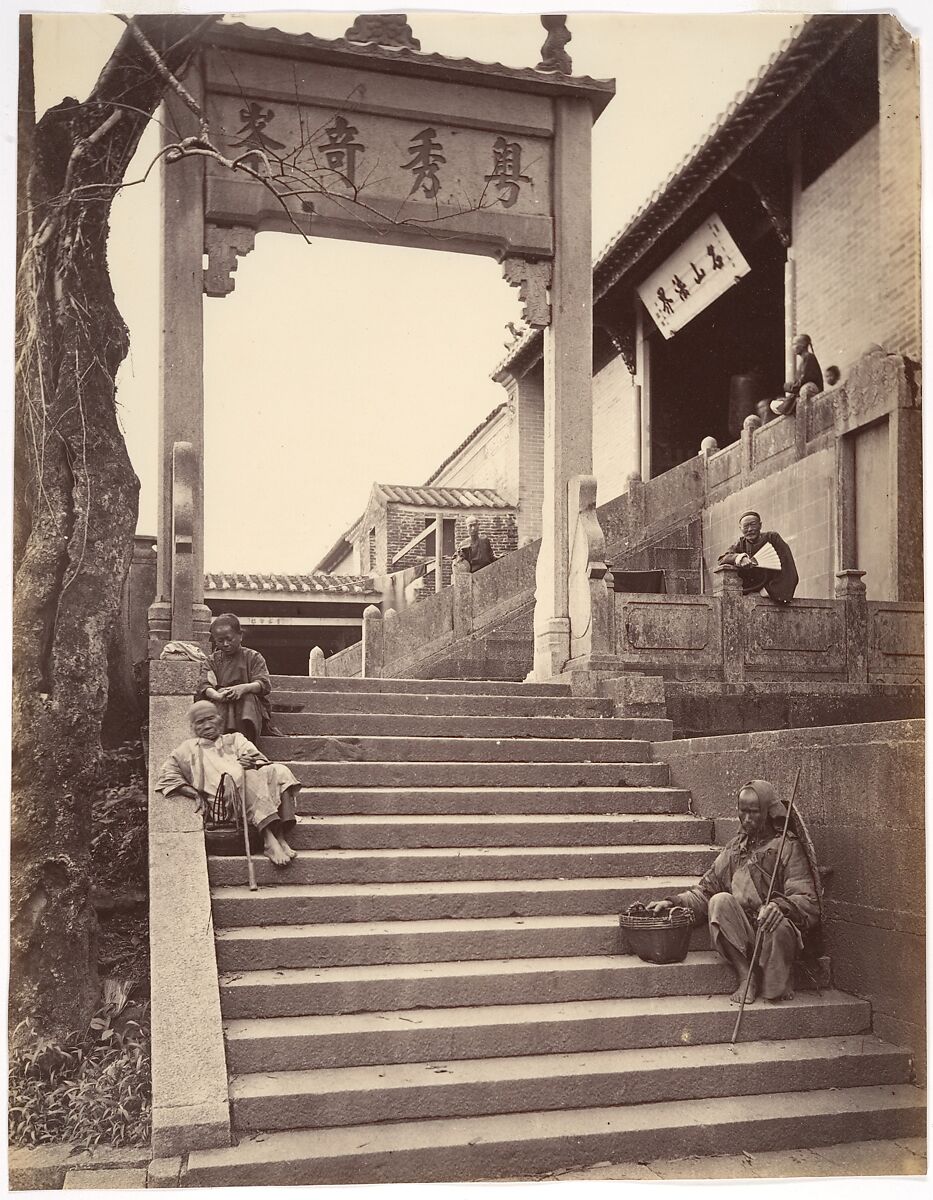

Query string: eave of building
[423,404,508,485]
[373,482,513,510]
[208,20,616,118]
[204,571,380,601]
[493,12,867,380]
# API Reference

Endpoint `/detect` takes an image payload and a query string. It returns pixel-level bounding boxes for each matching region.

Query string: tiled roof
[210,21,615,115]
[424,404,508,486]
[205,572,378,596]
[495,13,865,376]
[374,483,512,509]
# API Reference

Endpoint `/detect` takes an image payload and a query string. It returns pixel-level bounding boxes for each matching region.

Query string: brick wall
[877,18,922,361]
[703,448,836,598]
[795,125,881,373]
[386,506,518,588]
[593,354,640,501]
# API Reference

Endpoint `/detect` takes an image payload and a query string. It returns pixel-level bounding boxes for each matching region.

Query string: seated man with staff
[156,701,301,867]
[718,510,798,604]
[646,779,820,1004]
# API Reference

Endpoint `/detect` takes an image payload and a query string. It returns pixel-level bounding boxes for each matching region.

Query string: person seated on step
[718,510,798,604]
[645,779,819,1005]
[156,700,300,867]
[198,612,273,741]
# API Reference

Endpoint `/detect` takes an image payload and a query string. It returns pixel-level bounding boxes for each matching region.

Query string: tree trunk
[11,16,215,1040]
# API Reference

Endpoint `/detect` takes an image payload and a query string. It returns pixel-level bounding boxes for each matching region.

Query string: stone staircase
[185,675,923,1185]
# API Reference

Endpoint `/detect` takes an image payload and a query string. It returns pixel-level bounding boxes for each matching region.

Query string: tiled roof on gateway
[204,572,378,595]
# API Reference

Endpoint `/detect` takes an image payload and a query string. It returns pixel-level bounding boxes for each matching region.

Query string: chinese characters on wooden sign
[638,215,751,338]
[210,96,546,216]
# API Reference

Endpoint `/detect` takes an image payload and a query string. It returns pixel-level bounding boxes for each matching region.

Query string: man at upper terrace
[455,517,497,573]
[718,511,798,604]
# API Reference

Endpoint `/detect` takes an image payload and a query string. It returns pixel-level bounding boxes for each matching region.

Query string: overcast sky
[21,6,915,574]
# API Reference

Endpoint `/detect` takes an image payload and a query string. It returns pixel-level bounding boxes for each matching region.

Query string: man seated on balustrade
[156,701,300,867]
[455,517,496,573]
[718,510,798,603]
[198,612,273,741]
[647,779,819,1004]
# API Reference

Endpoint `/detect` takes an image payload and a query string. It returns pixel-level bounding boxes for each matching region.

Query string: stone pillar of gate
[148,85,211,653]
[532,97,596,680]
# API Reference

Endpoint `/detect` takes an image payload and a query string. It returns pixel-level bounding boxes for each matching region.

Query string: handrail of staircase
[147,659,232,1158]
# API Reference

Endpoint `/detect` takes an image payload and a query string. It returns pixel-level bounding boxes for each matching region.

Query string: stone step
[210,874,695,926]
[282,812,713,850]
[215,914,645,971]
[218,951,743,1019]
[271,675,572,697]
[273,691,613,718]
[268,712,672,741]
[295,786,691,816]
[229,1035,910,1132]
[185,1084,926,1185]
[264,735,654,764]
[208,845,717,888]
[284,762,669,788]
[222,991,870,1074]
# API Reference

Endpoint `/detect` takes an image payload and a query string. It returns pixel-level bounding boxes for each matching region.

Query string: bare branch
[117,14,208,138]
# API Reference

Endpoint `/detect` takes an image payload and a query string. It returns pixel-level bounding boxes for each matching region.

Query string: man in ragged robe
[198,613,273,741]
[647,779,819,1004]
[157,701,300,866]
[718,510,798,604]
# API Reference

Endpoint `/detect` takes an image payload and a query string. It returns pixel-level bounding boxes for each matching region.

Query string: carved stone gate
[147,15,615,679]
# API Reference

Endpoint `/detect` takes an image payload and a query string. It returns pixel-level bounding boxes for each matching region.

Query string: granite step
[229,1035,910,1131]
[267,712,672,741]
[209,844,717,887]
[185,1085,926,1186]
[272,691,613,719]
[215,913,642,971]
[294,786,691,816]
[209,873,696,926]
[271,676,572,697]
[218,950,745,1019]
[283,761,669,788]
[222,990,870,1074]
[264,735,654,764]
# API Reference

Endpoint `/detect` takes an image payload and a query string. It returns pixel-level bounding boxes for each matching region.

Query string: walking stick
[234,779,259,892]
[729,766,801,1046]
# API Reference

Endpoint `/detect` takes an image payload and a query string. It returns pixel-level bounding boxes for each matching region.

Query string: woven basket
[619,904,693,964]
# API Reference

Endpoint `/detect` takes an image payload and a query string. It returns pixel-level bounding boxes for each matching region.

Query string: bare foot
[263,830,291,867]
[729,976,757,1005]
[766,990,795,1004]
[278,833,298,859]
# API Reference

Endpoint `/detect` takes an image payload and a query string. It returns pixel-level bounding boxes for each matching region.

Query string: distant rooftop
[204,571,378,596]
[372,483,513,510]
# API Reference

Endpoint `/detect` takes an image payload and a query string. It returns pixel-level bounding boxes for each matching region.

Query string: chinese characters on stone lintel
[231,103,536,208]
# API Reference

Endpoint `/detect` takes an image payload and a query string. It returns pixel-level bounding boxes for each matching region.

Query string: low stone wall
[654,719,926,1073]
[147,662,231,1157]
[323,640,362,678]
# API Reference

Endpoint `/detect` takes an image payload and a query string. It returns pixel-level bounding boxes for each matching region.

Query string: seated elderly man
[647,779,819,1004]
[157,700,300,867]
[719,510,798,604]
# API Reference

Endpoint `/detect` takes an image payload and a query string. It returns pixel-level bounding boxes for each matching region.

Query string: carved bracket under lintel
[204,224,257,297]
[500,256,552,328]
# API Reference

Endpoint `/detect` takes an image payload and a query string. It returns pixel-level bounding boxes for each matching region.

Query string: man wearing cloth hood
[648,779,819,1004]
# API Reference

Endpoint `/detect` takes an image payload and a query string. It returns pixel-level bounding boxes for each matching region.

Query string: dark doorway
[648,229,786,477]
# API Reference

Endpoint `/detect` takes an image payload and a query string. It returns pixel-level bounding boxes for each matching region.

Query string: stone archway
[148,14,615,680]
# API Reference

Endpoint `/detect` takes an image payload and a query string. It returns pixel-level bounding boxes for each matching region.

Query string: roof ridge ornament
[536,15,573,76]
[343,14,421,52]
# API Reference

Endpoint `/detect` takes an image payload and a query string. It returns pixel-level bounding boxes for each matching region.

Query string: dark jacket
[719,530,798,603]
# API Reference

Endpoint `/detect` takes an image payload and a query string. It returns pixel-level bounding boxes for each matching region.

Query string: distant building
[314,482,518,597]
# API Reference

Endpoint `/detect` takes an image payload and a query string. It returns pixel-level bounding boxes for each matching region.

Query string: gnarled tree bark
[11,15,216,1040]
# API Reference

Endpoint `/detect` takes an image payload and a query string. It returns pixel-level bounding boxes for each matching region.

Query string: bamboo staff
[730,766,801,1045]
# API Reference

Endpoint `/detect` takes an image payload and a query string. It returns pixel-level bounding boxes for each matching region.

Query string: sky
[26,7,812,574]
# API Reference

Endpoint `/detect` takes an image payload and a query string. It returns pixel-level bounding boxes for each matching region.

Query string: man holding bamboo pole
[647,779,819,1004]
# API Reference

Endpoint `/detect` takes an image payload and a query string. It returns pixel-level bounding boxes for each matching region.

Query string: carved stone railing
[605,565,923,686]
